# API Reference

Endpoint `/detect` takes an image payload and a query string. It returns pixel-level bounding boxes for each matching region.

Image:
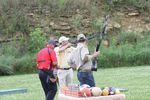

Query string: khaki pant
[57,68,73,88]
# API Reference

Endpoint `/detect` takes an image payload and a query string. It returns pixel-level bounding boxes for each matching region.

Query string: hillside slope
[0,0,150,40]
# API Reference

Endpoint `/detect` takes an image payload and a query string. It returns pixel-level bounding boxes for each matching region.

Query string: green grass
[0,66,150,100]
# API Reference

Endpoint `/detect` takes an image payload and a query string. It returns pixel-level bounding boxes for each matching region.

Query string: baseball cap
[59,36,69,43]
[77,33,87,41]
[48,40,57,46]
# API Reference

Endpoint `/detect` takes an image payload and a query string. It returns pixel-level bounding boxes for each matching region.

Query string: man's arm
[50,49,58,67]
[59,43,71,52]
[85,51,100,61]
[68,50,76,69]
[81,47,100,62]
[49,49,58,82]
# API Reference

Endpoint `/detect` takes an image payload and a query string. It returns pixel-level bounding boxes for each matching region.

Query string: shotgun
[92,15,109,71]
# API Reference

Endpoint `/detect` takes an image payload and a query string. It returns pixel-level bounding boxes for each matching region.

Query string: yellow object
[102,89,109,96]
[115,89,121,94]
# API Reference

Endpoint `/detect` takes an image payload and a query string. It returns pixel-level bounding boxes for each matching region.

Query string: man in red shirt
[36,40,58,100]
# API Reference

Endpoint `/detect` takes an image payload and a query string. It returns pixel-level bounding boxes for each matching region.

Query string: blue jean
[39,70,57,100]
[77,71,95,87]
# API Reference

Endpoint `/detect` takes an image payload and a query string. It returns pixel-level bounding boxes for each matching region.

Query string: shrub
[90,18,103,32]
[28,28,47,53]
[0,55,15,75]
[13,54,37,73]
[117,31,142,45]
[110,0,150,12]
[0,43,20,57]
[97,33,150,68]
[71,15,82,29]
[133,48,150,65]
[0,0,29,35]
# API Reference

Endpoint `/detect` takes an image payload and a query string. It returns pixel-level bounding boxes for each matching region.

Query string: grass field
[0,66,150,100]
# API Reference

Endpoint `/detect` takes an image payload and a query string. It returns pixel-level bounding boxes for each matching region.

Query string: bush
[97,33,150,68]
[99,46,126,68]
[0,55,15,75]
[0,0,29,35]
[117,32,141,45]
[0,43,20,57]
[28,28,47,53]
[133,48,150,65]
[13,54,37,73]
[110,0,150,12]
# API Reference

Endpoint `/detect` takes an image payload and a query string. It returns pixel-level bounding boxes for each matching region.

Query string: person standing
[68,34,100,87]
[54,36,75,88]
[36,40,57,100]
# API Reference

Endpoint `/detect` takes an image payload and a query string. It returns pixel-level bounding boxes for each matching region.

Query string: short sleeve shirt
[70,43,92,70]
[54,46,75,68]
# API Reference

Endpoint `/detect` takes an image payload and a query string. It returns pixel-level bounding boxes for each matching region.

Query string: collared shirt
[69,43,92,71]
[55,46,75,68]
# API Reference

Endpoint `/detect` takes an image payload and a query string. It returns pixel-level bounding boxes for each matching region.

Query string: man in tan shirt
[54,36,75,88]
[68,34,100,87]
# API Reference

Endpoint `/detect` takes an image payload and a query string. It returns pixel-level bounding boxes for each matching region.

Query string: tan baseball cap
[77,33,87,41]
[59,36,69,43]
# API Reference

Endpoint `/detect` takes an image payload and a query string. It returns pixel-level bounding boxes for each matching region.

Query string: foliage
[0,55,14,75]
[0,0,29,35]
[97,31,150,68]
[71,15,82,29]
[0,0,149,75]
[0,38,29,57]
[117,31,142,45]
[13,54,36,73]
[33,0,95,17]
[90,17,103,32]
[110,0,150,12]
[128,0,150,12]
[0,43,17,75]
[28,28,47,53]
[0,43,19,57]
[0,0,149,36]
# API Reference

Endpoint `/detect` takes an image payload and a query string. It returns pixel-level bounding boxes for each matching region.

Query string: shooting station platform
[58,94,126,100]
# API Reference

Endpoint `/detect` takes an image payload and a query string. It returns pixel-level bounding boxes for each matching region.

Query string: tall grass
[0,55,14,75]
[88,31,150,68]
[110,0,150,12]
[13,54,37,74]
[0,28,47,75]
[0,0,29,35]
[0,31,150,74]
[99,44,150,68]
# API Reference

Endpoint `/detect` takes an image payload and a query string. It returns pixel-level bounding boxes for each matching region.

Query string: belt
[78,68,92,72]
[57,67,72,70]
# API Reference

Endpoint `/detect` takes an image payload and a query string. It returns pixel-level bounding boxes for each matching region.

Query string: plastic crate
[61,84,81,97]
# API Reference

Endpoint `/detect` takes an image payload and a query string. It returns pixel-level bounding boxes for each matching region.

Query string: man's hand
[59,42,71,52]
[92,51,100,58]
[49,77,57,83]
[66,43,71,48]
